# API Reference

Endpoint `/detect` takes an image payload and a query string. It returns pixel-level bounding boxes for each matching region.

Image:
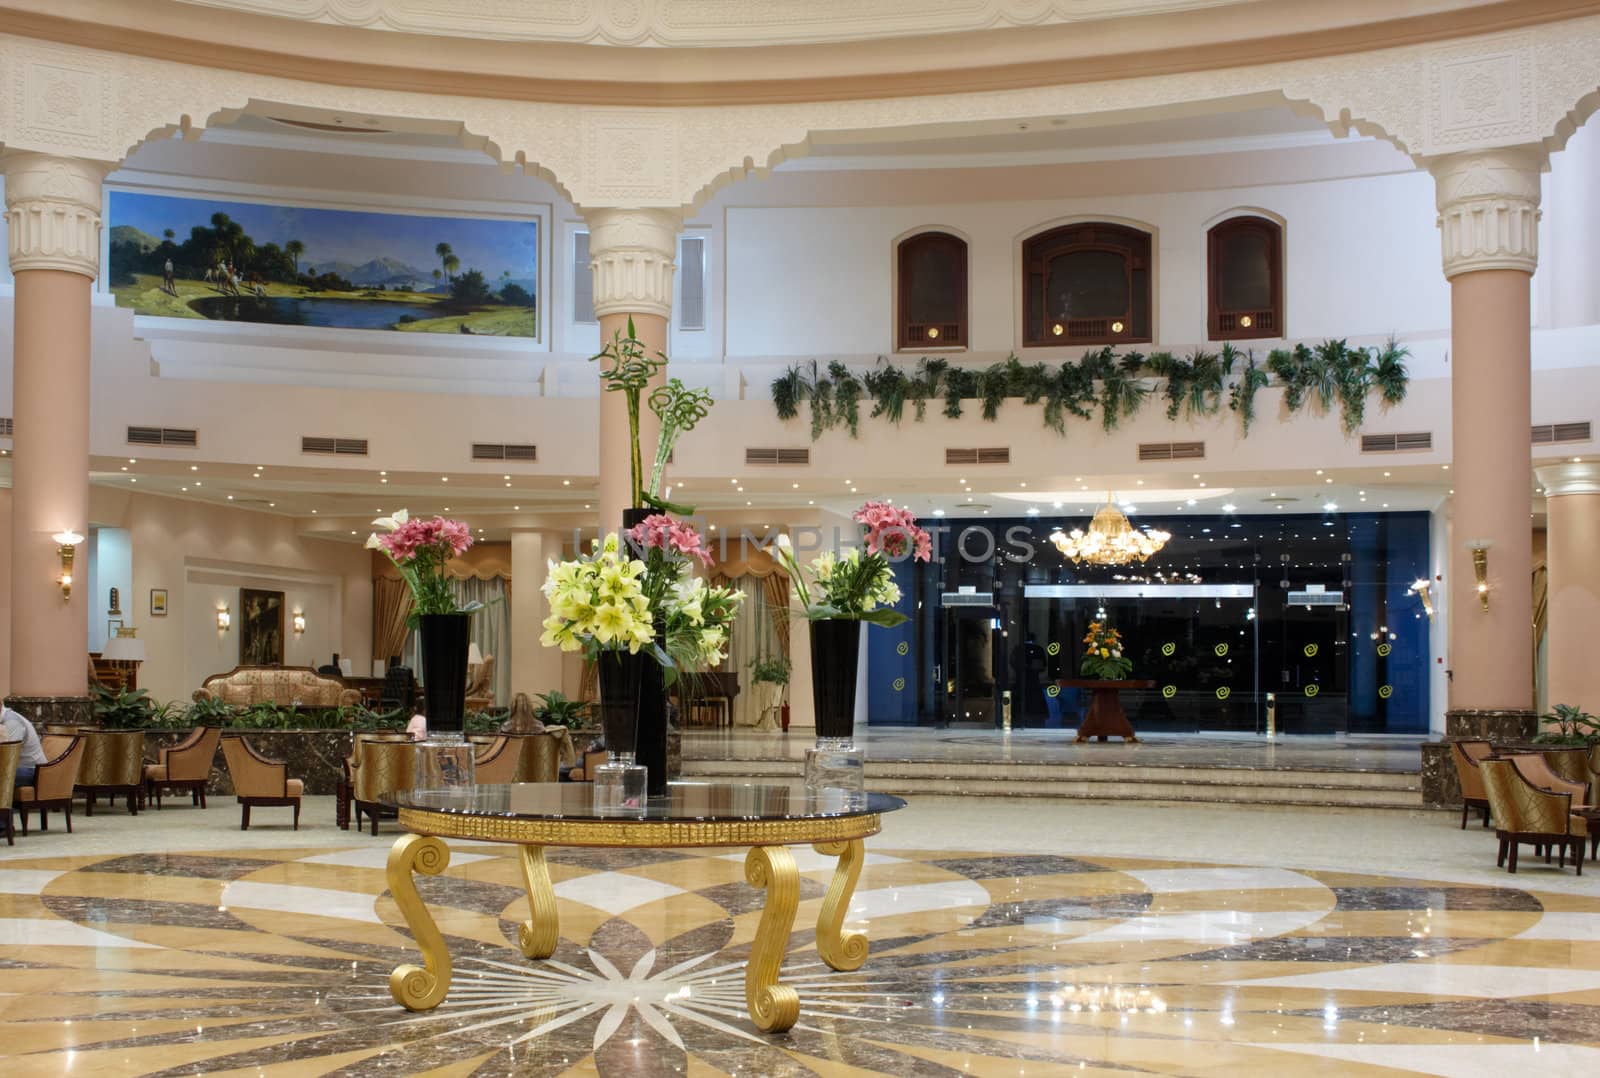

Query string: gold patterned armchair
[472,736,519,784]
[1449,739,1493,829]
[75,729,146,816]
[338,732,411,830]
[0,740,19,845]
[1538,748,1593,801]
[220,736,303,831]
[468,731,560,784]
[195,665,359,708]
[144,726,222,809]
[1481,758,1587,875]
[465,655,496,711]
[353,739,418,836]
[17,735,87,834]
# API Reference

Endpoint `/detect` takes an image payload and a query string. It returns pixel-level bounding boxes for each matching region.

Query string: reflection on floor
[684,729,1424,773]
[2,799,1596,1076]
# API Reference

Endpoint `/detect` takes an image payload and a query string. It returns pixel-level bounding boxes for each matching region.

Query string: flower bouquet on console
[1080,622,1133,681]
[775,501,933,791]
[366,509,480,783]
[623,513,742,683]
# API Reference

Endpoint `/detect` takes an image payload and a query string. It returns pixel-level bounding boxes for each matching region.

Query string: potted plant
[533,691,590,730]
[748,654,791,731]
[774,501,932,789]
[1080,622,1134,681]
[366,509,481,741]
[1534,703,1600,747]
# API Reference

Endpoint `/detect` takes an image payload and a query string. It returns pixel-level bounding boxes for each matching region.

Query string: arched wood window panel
[1208,216,1282,340]
[1022,223,1151,347]
[897,231,968,349]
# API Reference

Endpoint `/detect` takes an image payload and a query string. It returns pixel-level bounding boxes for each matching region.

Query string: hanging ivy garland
[771,338,1409,440]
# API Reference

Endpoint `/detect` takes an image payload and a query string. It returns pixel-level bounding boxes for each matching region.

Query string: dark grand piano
[677,671,740,727]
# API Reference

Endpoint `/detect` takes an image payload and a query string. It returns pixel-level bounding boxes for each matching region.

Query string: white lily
[364,533,383,550]
[371,508,410,531]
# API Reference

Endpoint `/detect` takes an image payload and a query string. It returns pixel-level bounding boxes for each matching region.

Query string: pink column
[1431,149,1541,722]
[1535,463,1600,711]
[584,208,680,529]
[3,152,105,717]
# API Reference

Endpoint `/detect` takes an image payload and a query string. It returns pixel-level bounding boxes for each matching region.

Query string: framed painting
[150,588,169,617]
[107,190,539,337]
[240,588,286,667]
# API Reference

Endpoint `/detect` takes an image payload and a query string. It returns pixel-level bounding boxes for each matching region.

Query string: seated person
[501,692,546,734]
[406,712,428,742]
[1,706,47,787]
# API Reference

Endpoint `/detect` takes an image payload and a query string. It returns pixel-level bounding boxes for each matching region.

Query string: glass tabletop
[387,781,905,823]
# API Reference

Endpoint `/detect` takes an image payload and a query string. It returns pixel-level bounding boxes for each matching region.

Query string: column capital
[1429,147,1543,279]
[1536,461,1600,498]
[582,207,681,320]
[2,151,108,278]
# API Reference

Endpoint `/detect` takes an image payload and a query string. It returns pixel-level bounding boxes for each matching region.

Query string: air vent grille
[1361,432,1433,453]
[0,417,11,436]
[1138,441,1205,462]
[127,425,198,448]
[302,436,369,456]
[471,443,538,462]
[1532,421,1592,445]
[744,447,810,466]
[945,447,1010,465]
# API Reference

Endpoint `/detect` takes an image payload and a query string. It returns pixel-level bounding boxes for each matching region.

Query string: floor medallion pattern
[1,844,1598,1075]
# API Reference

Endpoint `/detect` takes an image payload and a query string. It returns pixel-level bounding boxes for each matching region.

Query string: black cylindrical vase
[809,619,862,739]
[596,649,649,760]
[419,613,471,738]
[621,508,671,796]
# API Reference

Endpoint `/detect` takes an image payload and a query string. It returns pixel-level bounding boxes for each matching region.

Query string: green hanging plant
[977,359,1012,420]
[772,364,804,421]
[828,360,863,437]
[910,356,947,420]
[1371,336,1411,405]
[1228,348,1270,435]
[863,359,909,424]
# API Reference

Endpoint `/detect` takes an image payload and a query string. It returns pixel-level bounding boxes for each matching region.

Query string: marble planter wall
[142,729,355,796]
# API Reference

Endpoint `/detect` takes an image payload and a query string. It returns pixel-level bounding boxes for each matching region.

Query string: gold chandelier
[1050,495,1171,566]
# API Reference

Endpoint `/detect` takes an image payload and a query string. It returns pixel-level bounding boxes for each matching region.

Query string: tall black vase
[622,507,671,796]
[419,613,471,738]
[809,619,862,740]
[596,649,649,760]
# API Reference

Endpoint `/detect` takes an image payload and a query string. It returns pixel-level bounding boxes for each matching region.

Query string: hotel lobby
[3,1,1600,1074]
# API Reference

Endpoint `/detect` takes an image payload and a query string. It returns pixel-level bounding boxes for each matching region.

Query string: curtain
[373,577,412,669]
[400,577,510,707]
[724,577,782,728]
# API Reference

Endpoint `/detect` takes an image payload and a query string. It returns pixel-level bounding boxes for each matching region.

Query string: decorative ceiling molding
[169,0,1262,48]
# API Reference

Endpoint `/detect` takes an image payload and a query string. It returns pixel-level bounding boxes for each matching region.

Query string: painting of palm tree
[109,191,538,336]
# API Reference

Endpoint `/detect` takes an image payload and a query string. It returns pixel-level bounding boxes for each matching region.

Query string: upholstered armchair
[339,731,410,830]
[1450,739,1493,829]
[1508,753,1588,802]
[1481,758,1587,874]
[473,736,519,784]
[1539,748,1593,801]
[16,735,87,834]
[353,739,418,836]
[144,726,222,809]
[567,748,608,783]
[469,732,560,784]
[76,729,146,816]
[0,740,19,845]
[220,736,303,831]
[465,655,495,710]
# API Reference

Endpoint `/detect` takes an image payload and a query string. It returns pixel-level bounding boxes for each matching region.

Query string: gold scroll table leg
[387,833,453,1011]
[813,839,868,971]
[745,845,801,1033]
[517,845,560,959]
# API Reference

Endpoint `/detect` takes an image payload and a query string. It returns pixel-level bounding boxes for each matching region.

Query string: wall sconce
[217,604,232,632]
[1466,539,1493,611]
[1410,578,1435,622]
[51,531,84,600]
[292,610,306,636]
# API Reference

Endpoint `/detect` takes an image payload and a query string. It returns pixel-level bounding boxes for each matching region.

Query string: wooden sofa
[195,665,360,709]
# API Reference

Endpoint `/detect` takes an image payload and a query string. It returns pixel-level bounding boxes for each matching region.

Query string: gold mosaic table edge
[387,807,883,1034]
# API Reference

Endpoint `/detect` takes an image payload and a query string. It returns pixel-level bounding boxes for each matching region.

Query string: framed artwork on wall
[107,190,539,338]
[240,588,285,666]
[150,588,168,616]
[106,618,123,641]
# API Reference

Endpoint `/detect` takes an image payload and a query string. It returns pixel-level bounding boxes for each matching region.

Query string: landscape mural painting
[108,191,538,337]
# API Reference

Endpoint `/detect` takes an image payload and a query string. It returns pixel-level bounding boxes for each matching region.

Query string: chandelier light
[1050,494,1171,566]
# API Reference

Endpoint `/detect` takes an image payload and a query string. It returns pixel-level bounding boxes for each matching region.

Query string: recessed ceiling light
[128,458,137,464]
[380,478,388,483]
[933,508,946,517]
[311,509,317,513]
[807,500,814,505]
[563,479,571,486]
[190,465,198,472]
[227,495,233,500]
[129,478,137,483]
[120,466,127,471]
[181,486,188,491]
[503,475,510,480]
[792,482,799,489]
[1323,502,1338,512]
[513,505,520,510]
[441,477,449,482]
[1223,503,1237,512]
[380,471,387,476]
[583,504,590,510]
[194,481,202,487]
[269,502,275,507]
[1315,469,1323,475]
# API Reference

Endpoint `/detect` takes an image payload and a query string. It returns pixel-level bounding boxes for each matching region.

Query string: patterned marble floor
[2,835,1597,1076]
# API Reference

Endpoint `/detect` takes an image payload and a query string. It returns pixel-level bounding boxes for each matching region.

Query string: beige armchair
[1450,739,1493,829]
[0,740,19,845]
[220,736,303,831]
[17,735,87,834]
[1482,758,1587,874]
[472,736,519,784]
[76,729,146,816]
[144,726,222,809]
[465,654,496,711]
[353,739,418,836]
[338,731,411,830]
[468,731,559,784]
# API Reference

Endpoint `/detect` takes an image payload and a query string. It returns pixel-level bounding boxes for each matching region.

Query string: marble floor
[2,796,1595,1076]
[684,728,1424,773]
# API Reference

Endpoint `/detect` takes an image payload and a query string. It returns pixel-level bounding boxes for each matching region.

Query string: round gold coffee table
[382,781,905,1034]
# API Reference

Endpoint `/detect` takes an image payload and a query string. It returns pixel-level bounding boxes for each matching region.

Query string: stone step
[680,757,1422,808]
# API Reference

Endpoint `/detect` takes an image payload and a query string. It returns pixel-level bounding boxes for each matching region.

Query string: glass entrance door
[941,608,997,727]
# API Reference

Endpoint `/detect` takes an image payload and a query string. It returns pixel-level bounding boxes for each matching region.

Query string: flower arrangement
[774,501,931,626]
[1080,621,1133,680]
[540,533,655,656]
[366,509,481,626]
[622,513,741,678]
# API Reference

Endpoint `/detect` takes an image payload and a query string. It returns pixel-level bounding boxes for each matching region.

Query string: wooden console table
[1055,679,1154,743]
